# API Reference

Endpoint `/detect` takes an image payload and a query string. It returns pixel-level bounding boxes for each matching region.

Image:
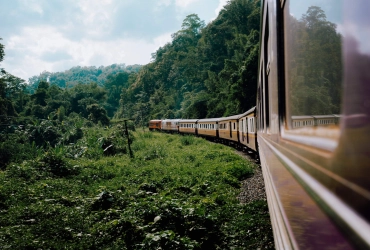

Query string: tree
[104,71,130,117]
[0,38,4,65]
[87,104,110,126]
[0,39,28,120]
[116,0,261,121]
[286,6,342,115]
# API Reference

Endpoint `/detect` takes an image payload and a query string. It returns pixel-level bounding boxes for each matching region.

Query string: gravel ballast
[234,151,267,204]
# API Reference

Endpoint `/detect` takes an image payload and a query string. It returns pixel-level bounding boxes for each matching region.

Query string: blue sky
[0,0,228,81]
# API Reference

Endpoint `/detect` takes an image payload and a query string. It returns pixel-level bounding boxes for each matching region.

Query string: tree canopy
[0,0,262,126]
[116,0,261,121]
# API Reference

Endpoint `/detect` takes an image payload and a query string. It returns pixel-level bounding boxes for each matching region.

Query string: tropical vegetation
[0,0,276,248]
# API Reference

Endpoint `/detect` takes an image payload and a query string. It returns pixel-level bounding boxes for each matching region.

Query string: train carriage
[312,115,339,126]
[257,0,370,249]
[238,107,257,152]
[161,119,180,133]
[197,118,219,138]
[218,114,240,143]
[149,120,162,131]
[178,119,198,135]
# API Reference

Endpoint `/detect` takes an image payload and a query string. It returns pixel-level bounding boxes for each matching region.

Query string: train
[150,0,370,249]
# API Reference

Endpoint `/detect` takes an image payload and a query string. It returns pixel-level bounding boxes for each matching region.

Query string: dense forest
[0,2,276,248]
[285,6,342,116]
[0,0,261,131]
[117,0,260,121]
[0,0,261,166]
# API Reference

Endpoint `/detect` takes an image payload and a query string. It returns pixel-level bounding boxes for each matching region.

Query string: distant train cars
[149,108,258,152]
[148,120,162,131]
[161,119,180,133]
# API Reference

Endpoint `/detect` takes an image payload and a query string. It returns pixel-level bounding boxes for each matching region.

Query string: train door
[229,121,232,138]
[241,119,244,142]
[262,6,270,133]
[247,118,249,144]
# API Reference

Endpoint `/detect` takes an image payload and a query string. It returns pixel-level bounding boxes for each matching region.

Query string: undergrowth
[0,127,273,249]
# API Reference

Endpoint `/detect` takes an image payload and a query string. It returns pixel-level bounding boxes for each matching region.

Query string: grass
[0,127,273,249]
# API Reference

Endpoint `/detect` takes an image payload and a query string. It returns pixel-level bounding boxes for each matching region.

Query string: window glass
[284,1,343,129]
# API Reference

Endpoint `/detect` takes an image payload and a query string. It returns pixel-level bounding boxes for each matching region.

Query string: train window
[284,0,343,138]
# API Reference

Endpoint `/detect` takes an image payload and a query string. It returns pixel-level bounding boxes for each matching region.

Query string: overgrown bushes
[0,128,273,249]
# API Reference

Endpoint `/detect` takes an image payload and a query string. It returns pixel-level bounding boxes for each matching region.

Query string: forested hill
[0,0,260,127]
[28,64,142,90]
[117,0,260,120]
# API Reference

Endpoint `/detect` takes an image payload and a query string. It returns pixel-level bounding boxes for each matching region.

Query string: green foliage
[116,0,260,121]
[0,40,27,120]
[0,38,4,63]
[87,104,110,126]
[180,135,196,146]
[28,64,142,90]
[286,6,342,115]
[0,130,273,249]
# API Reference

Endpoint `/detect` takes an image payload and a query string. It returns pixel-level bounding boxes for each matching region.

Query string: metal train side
[258,0,370,249]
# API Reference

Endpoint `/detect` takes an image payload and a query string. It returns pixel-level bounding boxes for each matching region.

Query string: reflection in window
[284,3,343,128]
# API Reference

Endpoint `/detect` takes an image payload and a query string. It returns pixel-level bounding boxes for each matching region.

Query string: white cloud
[175,0,199,8]
[215,0,228,15]
[153,32,173,48]
[19,0,44,14]
[0,0,221,81]
[157,0,172,7]
[2,25,171,81]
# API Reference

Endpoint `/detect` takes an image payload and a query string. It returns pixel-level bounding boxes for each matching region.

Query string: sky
[0,0,228,81]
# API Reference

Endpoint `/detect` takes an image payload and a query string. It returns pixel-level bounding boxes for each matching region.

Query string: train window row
[219,122,237,130]
[199,124,215,129]
[180,124,195,128]
[249,118,255,133]
[317,119,334,125]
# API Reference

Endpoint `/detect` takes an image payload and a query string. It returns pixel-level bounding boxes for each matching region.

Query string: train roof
[311,115,339,118]
[179,119,198,123]
[218,114,241,122]
[239,106,256,117]
[291,115,314,119]
[161,119,181,122]
[197,118,220,123]
[291,115,341,119]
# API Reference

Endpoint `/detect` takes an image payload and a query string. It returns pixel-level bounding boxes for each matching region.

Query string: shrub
[37,151,79,177]
[180,135,195,146]
[226,162,254,180]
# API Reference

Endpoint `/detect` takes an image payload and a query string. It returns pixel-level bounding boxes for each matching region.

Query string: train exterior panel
[218,115,240,143]
[179,119,198,135]
[197,118,219,138]
[257,0,370,249]
[161,119,180,133]
[238,107,257,152]
[149,120,162,131]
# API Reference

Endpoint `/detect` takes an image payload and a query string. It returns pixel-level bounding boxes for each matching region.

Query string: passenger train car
[149,0,370,249]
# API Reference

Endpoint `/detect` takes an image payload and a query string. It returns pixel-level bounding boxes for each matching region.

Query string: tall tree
[286,6,342,115]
